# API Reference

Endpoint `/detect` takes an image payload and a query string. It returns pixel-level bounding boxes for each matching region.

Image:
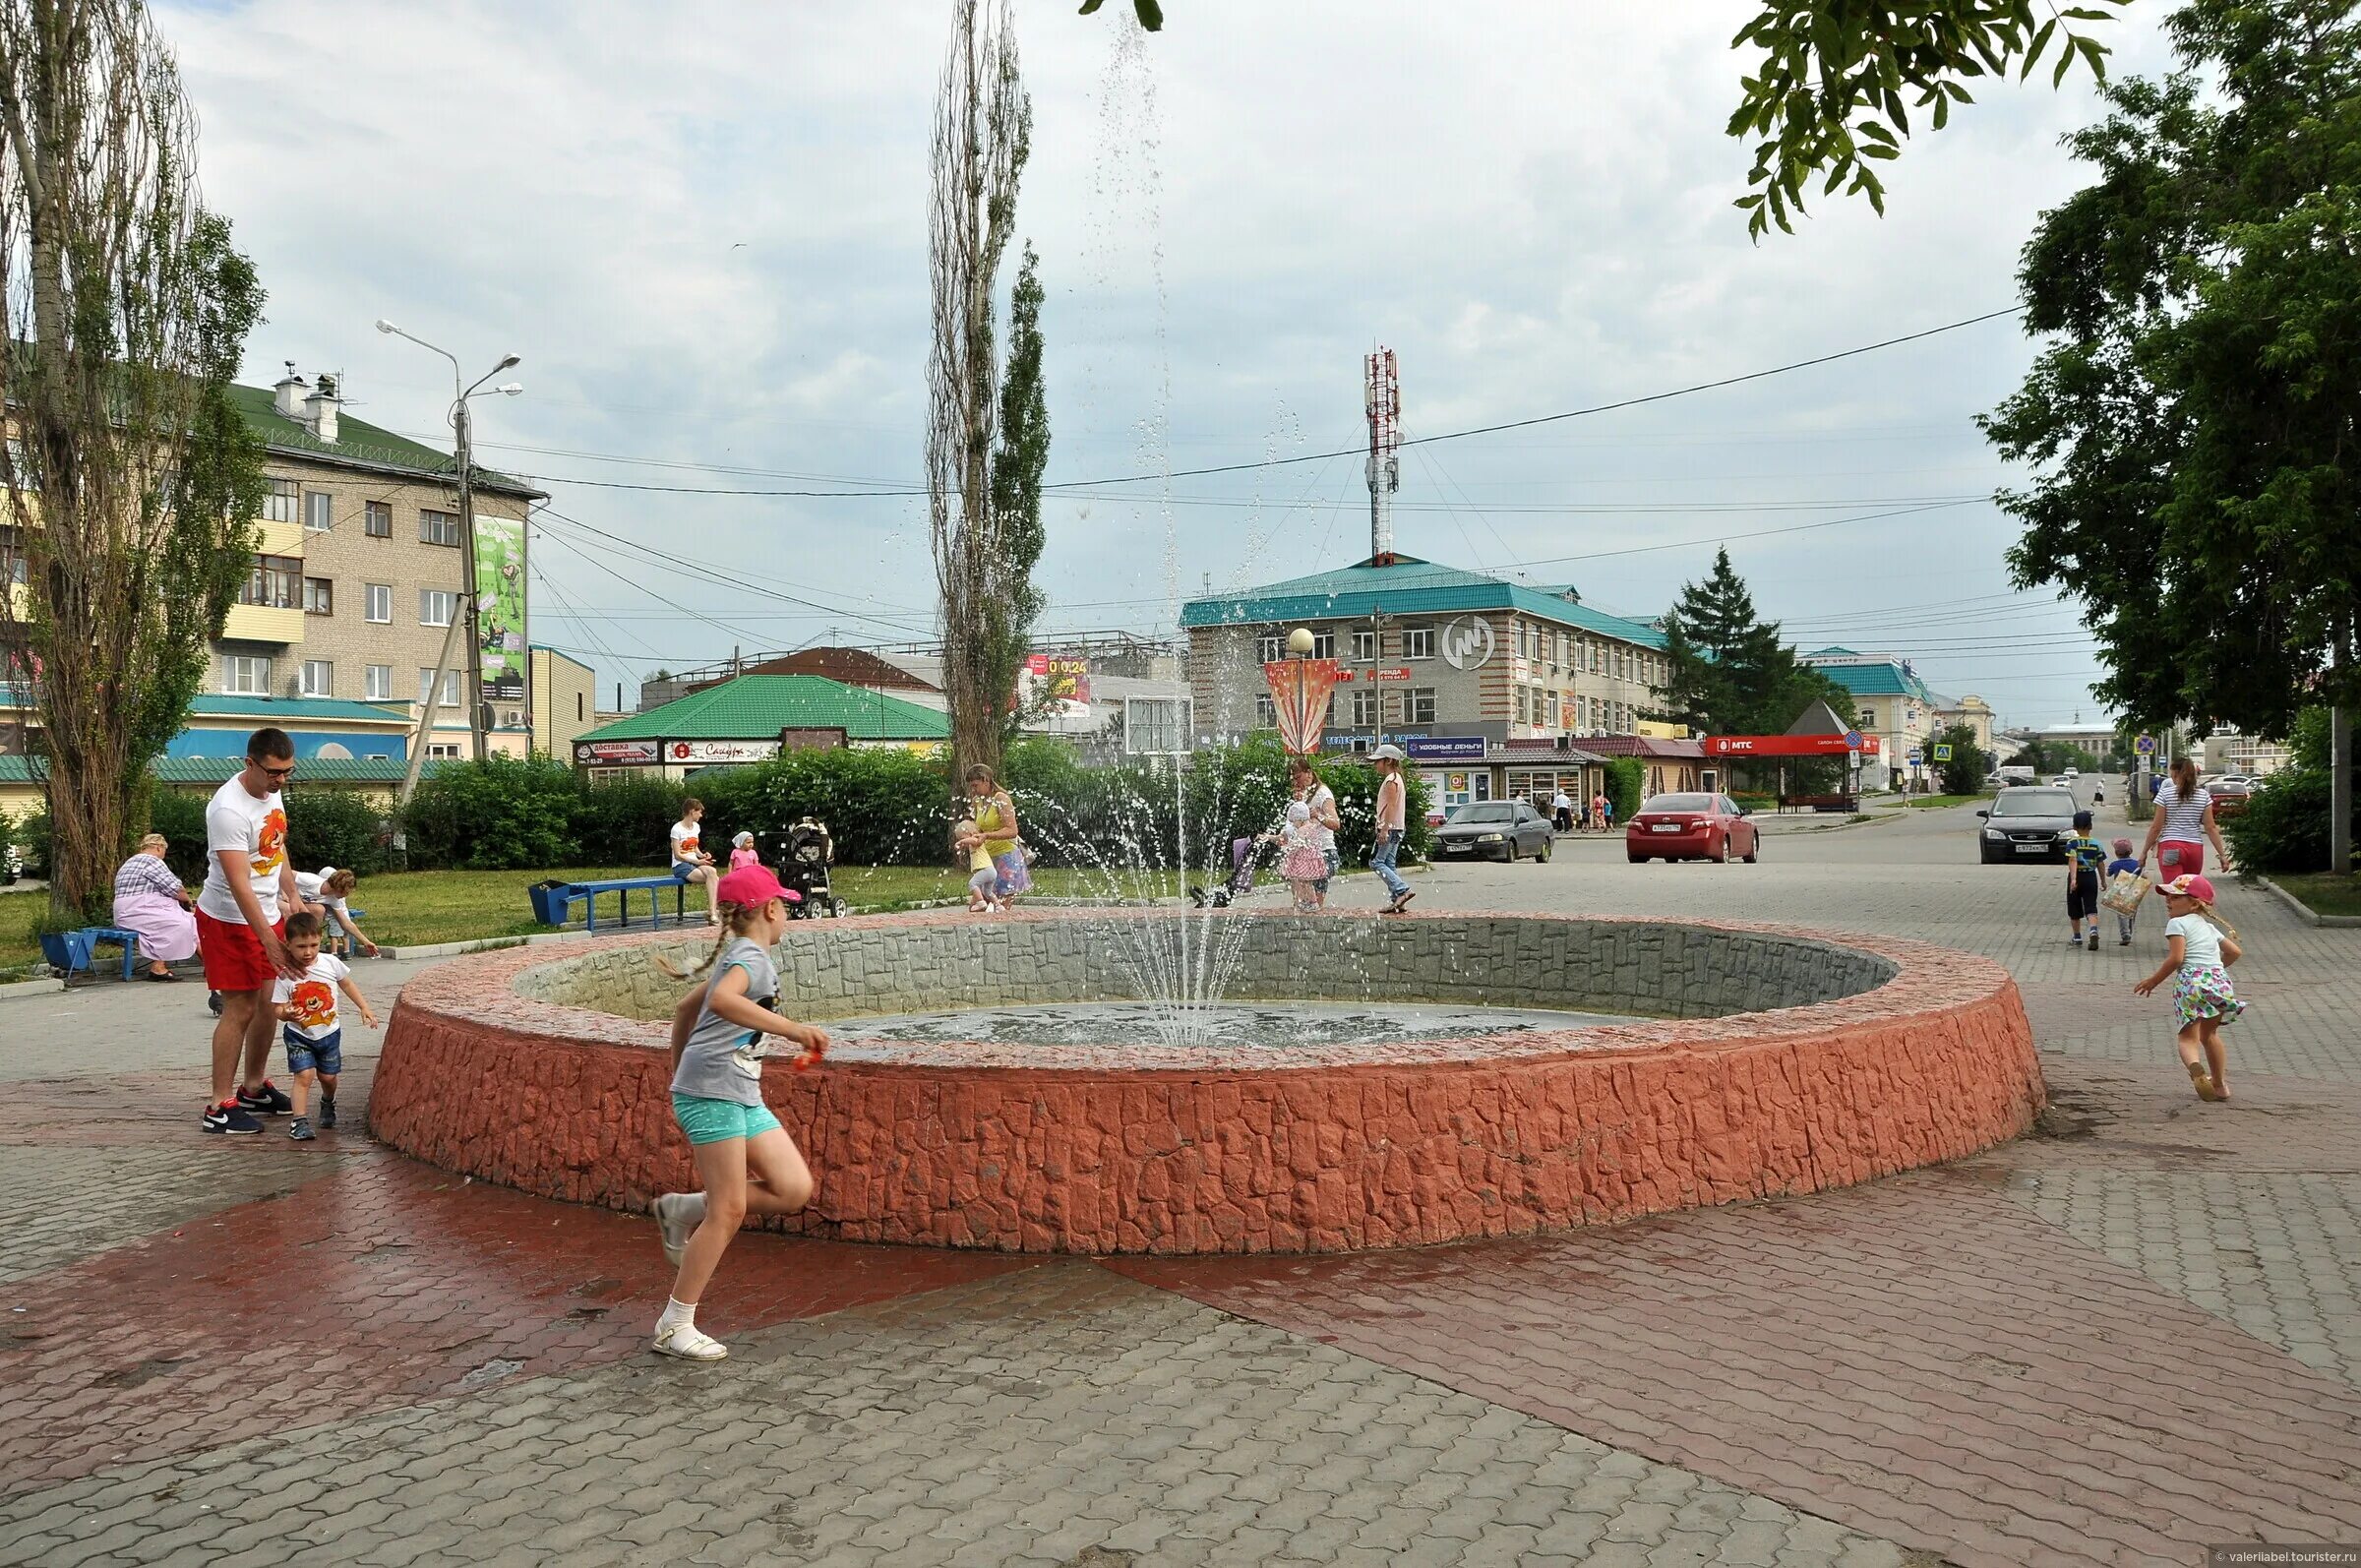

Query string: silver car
[1433,800,1554,863]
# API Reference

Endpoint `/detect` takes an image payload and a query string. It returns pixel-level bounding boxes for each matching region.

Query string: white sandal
[652,1322,728,1360]
[653,1192,703,1267]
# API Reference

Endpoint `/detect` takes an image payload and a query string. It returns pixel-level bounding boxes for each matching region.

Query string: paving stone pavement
[0,796,2355,1567]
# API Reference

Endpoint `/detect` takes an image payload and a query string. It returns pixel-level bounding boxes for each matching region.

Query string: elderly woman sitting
[111,833,198,981]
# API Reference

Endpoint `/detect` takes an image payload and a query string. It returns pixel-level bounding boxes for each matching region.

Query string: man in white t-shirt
[197,728,306,1135]
[669,798,722,928]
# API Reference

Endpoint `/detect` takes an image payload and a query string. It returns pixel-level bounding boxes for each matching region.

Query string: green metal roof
[0,754,446,786]
[1801,651,1936,702]
[228,384,542,500]
[1180,555,1665,647]
[576,675,950,743]
[187,694,413,725]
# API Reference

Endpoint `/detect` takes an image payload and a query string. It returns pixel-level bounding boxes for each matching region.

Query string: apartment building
[213,367,545,758]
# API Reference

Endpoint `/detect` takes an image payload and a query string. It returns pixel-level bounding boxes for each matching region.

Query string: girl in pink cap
[648,863,827,1359]
[2133,874,2244,1102]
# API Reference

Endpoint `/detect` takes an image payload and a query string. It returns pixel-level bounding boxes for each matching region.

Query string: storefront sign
[1406,735,1487,762]
[666,739,781,764]
[575,739,660,765]
[1705,734,1883,758]
[779,727,848,752]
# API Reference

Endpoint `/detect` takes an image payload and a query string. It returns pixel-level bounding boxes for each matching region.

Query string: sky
[159,1,2184,728]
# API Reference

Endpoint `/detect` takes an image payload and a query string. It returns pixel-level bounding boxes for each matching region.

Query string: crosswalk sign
[1933,743,1954,762]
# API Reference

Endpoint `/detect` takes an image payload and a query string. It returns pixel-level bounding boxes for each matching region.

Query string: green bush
[572,772,685,868]
[1604,758,1644,824]
[701,747,953,868]
[288,788,391,875]
[17,809,48,879]
[399,754,581,870]
[2227,766,2360,874]
[145,789,210,882]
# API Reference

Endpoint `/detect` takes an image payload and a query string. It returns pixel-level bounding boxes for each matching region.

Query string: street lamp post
[377,321,520,798]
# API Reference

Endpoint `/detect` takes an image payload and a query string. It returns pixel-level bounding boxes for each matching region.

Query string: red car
[1625,792,1761,864]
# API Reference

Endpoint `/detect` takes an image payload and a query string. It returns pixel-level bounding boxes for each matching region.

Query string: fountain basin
[370,910,2041,1254]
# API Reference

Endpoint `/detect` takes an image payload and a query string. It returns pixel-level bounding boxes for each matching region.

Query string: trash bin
[528,879,575,927]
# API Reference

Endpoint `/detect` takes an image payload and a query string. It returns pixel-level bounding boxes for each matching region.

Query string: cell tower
[1364,347,1401,561]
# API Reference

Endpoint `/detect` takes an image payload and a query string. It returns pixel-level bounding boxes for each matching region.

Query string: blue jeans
[1371,829,1410,899]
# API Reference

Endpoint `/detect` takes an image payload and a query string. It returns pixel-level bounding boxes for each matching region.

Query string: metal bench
[534,875,691,934]
[1778,795,1860,814]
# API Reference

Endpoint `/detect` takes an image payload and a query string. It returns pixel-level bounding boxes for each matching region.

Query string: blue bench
[533,876,691,934]
[85,927,144,981]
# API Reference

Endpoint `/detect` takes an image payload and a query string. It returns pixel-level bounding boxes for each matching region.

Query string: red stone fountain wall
[369,912,2041,1254]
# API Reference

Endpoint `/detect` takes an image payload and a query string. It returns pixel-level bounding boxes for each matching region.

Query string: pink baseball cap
[2158,874,2215,903]
[715,864,788,907]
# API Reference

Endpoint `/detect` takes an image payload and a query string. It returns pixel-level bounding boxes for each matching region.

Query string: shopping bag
[2100,868,2150,916]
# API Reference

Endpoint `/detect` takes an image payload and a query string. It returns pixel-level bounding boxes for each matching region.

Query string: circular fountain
[370,909,2040,1254]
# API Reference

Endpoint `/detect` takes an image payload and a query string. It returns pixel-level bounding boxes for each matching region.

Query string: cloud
[159,0,2177,723]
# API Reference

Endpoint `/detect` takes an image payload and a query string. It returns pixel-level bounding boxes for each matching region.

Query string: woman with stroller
[964,764,1032,908]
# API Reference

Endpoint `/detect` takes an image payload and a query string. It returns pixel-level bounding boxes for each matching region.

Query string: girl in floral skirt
[1276,800,1329,913]
[2133,874,2245,1102]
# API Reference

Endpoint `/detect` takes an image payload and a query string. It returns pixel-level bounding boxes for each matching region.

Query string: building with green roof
[1180,553,1674,771]
[570,674,949,777]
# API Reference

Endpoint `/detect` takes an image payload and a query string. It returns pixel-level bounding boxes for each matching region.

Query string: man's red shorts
[197,909,285,993]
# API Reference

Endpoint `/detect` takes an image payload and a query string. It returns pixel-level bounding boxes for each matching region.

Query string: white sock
[657,1297,696,1334]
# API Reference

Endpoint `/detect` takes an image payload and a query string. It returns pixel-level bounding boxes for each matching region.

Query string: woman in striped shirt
[2139,756,2233,879]
[111,833,199,980]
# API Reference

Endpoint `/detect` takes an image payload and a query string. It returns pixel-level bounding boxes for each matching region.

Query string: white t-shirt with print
[2167,913,2226,969]
[273,952,351,1040]
[293,869,348,917]
[669,818,705,867]
[197,776,289,926]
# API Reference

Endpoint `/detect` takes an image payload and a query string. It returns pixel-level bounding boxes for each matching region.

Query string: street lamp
[377,320,523,795]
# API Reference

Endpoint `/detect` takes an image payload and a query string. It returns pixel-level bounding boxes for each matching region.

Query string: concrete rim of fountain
[370,908,2043,1255]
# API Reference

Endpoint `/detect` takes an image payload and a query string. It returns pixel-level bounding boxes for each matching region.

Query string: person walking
[965,764,1032,907]
[1551,787,1574,834]
[196,728,306,1134]
[1591,789,1609,835]
[111,834,197,982]
[1368,745,1414,914]
[2139,756,2233,881]
[1290,756,1341,911]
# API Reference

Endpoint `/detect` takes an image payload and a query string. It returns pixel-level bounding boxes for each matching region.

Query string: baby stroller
[1188,835,1271,909]
[780,816,846,919]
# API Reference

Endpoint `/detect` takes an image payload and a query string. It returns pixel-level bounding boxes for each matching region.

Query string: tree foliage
[1982,0,2361,739]
[1653,548,1856,748]
[985,243,1051,743]
[1934,722,1991,795]
[0,0,269,916]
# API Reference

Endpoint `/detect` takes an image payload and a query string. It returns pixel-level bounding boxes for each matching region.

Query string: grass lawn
[2270,872,2361,920]
[1899,794,1983,810]
[0,861,1177,975]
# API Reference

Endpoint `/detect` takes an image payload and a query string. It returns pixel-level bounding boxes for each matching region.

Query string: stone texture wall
[376,910,2038,1254]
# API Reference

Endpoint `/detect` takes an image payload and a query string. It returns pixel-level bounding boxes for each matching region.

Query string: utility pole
[454,394,487,762]
[1364,348,1400,561]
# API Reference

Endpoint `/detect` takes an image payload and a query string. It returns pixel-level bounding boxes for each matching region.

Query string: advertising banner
[475,513,528,709]
[1405,735,1487,762]
[667,740,780,764]
[1705,734,1883,758]
[575,739,660,765]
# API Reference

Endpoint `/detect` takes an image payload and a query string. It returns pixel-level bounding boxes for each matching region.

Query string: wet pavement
[3,799,2357,1566]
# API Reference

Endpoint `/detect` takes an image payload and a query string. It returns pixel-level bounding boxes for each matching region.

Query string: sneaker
[288,1116,315,1141]
[2120,935,2133,946]
[318,1096,337,1129]
[237,1081,292,1116]
[652,1322,728,1361]
[653,1192,703,1267]
[202,1102,262,1135]
[2089,929,2100,952]
[208,991,223,1017]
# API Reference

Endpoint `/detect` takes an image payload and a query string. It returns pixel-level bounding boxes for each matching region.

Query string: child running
[1276,800,1328,913]
[2133,874,2244,1102]
[2063,810,2108,951]
[952,817,999,913]
[648,865,827,1360]
[2104,836,2142,946]
[270,911,379,1140]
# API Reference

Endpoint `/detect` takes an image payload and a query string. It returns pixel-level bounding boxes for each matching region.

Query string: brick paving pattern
[0,796,2354,1566]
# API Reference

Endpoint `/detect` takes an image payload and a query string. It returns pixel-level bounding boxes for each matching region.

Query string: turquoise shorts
[671,1092,782,1146]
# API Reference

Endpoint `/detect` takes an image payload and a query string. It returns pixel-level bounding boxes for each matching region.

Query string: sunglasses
[253,760,297,781]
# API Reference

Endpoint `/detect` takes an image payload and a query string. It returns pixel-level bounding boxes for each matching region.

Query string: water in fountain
[828,999,1642,1052]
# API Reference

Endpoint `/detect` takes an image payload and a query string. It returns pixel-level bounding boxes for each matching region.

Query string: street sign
[1933,743,1954,762]
[1842,729,1863,750]
[2135,733,2157,754]
[1907,752,1923,768]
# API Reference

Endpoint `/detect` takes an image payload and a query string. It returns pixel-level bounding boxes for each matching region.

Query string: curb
[2253,874,2361,929]
[0,976,65,1002]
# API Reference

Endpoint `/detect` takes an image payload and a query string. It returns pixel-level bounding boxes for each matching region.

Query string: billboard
[475,513,528,710]
[1021,653,1092,714]
[575,739,660,765]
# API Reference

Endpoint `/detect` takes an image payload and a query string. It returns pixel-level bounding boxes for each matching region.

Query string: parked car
[2209,776,2254,819]
[1625,793,1760,864]
[1976,786,2081,863]
[1433,800,1553,862]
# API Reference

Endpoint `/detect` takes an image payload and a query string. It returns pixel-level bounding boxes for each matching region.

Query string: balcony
[222,602,305,644]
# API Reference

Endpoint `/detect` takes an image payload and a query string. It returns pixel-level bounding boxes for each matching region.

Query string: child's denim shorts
[284,1028,341,1076]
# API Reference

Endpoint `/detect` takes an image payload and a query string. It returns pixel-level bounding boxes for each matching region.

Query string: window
[1589,642,1603,674]
[1351,689,1379,727]
[1858,706,1877,729]
[1253,693,1276,729]
[303,491,333,531]
[365,583,392,623]
[1352,630,1378,662]
[263,477,298,523]
[1545,692,1560,728]
[300,659,333,697]
[1515,687,1532,726]
[1310,631,1335,660]
[302,576,333,615]
[419,668,461,707]
[1405,687,1436,725]
[239,554,300,609]
[1575,694,1589,730]
[576,693,585,721]
[364,501,392,538]
[224,655,271,694]
[420,509,463,547]
[1404,626,1433,660]
[426,742,461,759]
[1125,697,1188,755]
[1255,633,1281,665]
[420,588,456,627]
[365,664,393,701]
[0,524,27,585]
